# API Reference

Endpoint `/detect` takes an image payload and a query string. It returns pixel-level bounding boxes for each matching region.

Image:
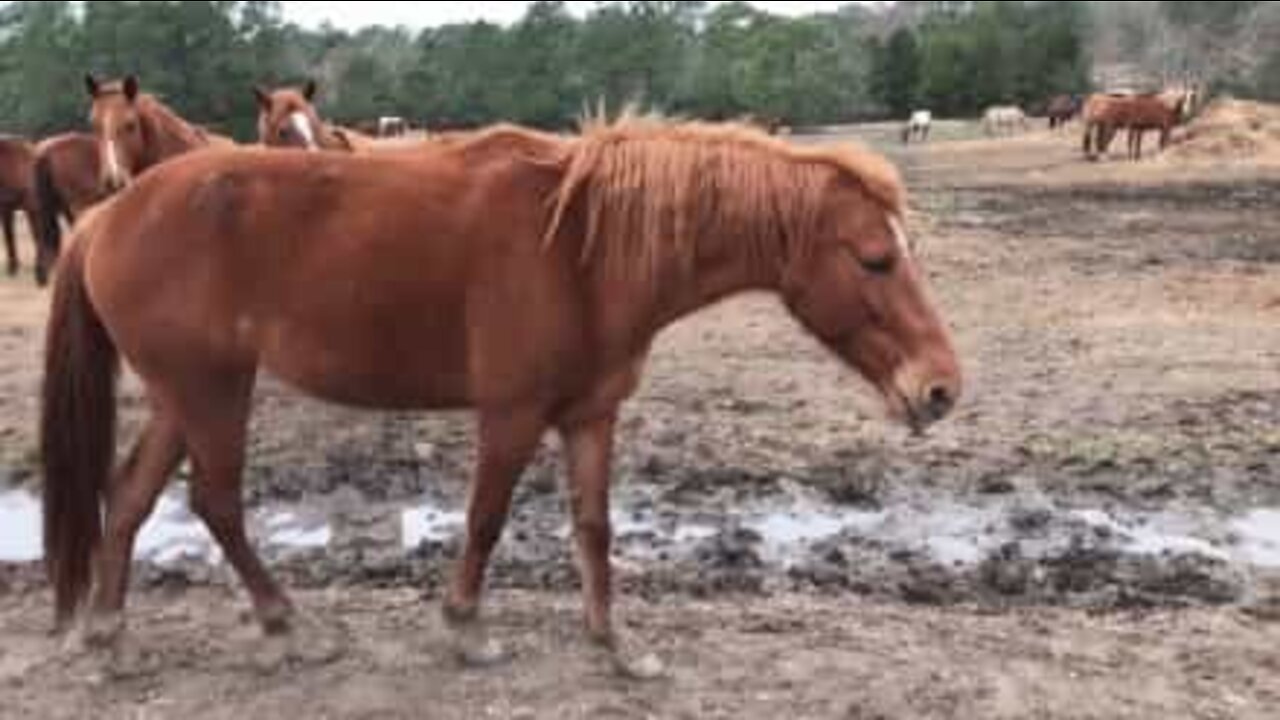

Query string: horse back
[81,144,582,409]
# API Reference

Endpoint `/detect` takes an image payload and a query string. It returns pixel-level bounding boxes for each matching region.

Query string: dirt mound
[1167,97,1280,162]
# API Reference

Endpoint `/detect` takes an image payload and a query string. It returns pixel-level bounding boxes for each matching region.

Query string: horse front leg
[560,409,664,680]
[443,406,547,666]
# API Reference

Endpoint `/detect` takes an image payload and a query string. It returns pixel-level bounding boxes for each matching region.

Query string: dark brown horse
[0,136,36,279]
[1046,94,1082,130]
[41,118,961,677]
[31,133,107,285]
[254,81,365,152]
[85,74,234,192]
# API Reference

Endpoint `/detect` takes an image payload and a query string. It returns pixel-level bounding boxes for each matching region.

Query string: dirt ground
[2,123,1280,718]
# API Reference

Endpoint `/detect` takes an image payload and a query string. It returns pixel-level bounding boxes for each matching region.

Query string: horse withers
[41,118,962,678]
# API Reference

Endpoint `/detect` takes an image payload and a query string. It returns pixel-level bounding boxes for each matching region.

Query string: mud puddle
[4,484,1278,609]
[0,486,332,565]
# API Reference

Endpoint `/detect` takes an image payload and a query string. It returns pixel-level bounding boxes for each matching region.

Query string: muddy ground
[2,124,1279,718]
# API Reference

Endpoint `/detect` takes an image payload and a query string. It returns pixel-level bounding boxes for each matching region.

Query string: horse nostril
[925,384,955,418]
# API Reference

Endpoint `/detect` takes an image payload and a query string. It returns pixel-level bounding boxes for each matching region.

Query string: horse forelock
[544,116,905,280]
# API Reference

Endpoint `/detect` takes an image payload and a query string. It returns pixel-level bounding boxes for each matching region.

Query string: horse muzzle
[891,364,962,435]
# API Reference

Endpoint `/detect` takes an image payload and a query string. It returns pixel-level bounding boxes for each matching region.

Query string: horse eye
[859,254,896,275]
[278,127,291,138]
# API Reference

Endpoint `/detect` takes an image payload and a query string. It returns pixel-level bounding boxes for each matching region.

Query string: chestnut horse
[31,133,107,285]
[85,74,235,192]
[0,136,36,279]
[41,118,961,676]
[254,80,369,152]
[1082,90,1192,161]
[1119,93,1188,160]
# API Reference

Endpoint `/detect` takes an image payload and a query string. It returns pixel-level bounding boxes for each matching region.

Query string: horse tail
[32,152,66,286]
[41,238,118,628]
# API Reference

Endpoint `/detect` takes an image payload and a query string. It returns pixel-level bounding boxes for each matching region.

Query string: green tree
[505,1,580,127]
[2,1,85,134]
[404,22,513,127]
[872,28,923,116]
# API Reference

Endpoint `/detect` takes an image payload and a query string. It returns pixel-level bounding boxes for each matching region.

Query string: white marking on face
[289,111,318,150]
[102,117,129,188]
[888,216,912,260]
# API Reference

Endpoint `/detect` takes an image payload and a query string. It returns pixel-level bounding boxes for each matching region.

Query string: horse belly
[257,314,472,411]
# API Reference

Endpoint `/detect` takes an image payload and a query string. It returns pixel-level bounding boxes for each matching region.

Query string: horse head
[254,81,325,151]
[86,74,145,192]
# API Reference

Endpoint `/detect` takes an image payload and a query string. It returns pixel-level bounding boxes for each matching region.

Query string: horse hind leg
[442,406,547,666]
[179,371,294,634]
[83,406,187,646]
[2,207,15,276]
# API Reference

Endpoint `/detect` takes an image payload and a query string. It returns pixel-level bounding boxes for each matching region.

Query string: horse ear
[331,128,354,151]
[123,75,140,103]
[253,85,271,111]
[85,74,100,98]
[303,79,317,102]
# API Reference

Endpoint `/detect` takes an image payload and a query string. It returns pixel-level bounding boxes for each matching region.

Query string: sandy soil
[1,123,1279,718]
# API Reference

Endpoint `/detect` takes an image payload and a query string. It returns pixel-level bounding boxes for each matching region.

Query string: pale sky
[283,2,860,30]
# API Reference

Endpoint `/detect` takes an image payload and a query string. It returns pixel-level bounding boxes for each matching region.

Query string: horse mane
[137,95,212,147]
[544,113,904,278]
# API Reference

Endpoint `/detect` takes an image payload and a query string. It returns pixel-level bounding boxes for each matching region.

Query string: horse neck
[579,210,786,355]
[317,124,351,151]
[139,98,208,167]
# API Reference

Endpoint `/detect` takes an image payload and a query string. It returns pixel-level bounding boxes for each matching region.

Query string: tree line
[0,1,1272,142]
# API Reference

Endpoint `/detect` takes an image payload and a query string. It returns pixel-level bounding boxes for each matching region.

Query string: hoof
[455,634,511,669]
[610,650,667,681]
[258,603,295,637]
[443,603,511,669]
[248,612,347,673]
[591,631,667,681]
[82,613,125,649]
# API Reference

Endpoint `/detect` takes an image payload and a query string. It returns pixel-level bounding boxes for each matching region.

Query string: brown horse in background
[0,136,36,280]
[254,80,367,152]
[31,133,107,285]
[254,84,399,152]
[1082,90,1192,161]
[1046,95,1082,130]
[85,74,234,192]
[41,117,961,677]
[1119,94,1188,160]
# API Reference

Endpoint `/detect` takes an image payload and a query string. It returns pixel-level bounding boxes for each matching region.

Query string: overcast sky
[283,2,860,30]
